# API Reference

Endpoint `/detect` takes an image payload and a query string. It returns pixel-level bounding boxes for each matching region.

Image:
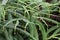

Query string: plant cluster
[0,0,60,40]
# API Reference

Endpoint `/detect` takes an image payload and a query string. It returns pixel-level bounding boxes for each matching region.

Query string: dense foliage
[0,0,60,40]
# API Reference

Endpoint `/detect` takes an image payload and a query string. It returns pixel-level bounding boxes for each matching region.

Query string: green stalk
[35,20,47,40]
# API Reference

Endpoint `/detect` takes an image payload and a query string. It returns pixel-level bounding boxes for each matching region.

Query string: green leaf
[47,26,59,34]
[35,20,47,40]
[29,23,39,40]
